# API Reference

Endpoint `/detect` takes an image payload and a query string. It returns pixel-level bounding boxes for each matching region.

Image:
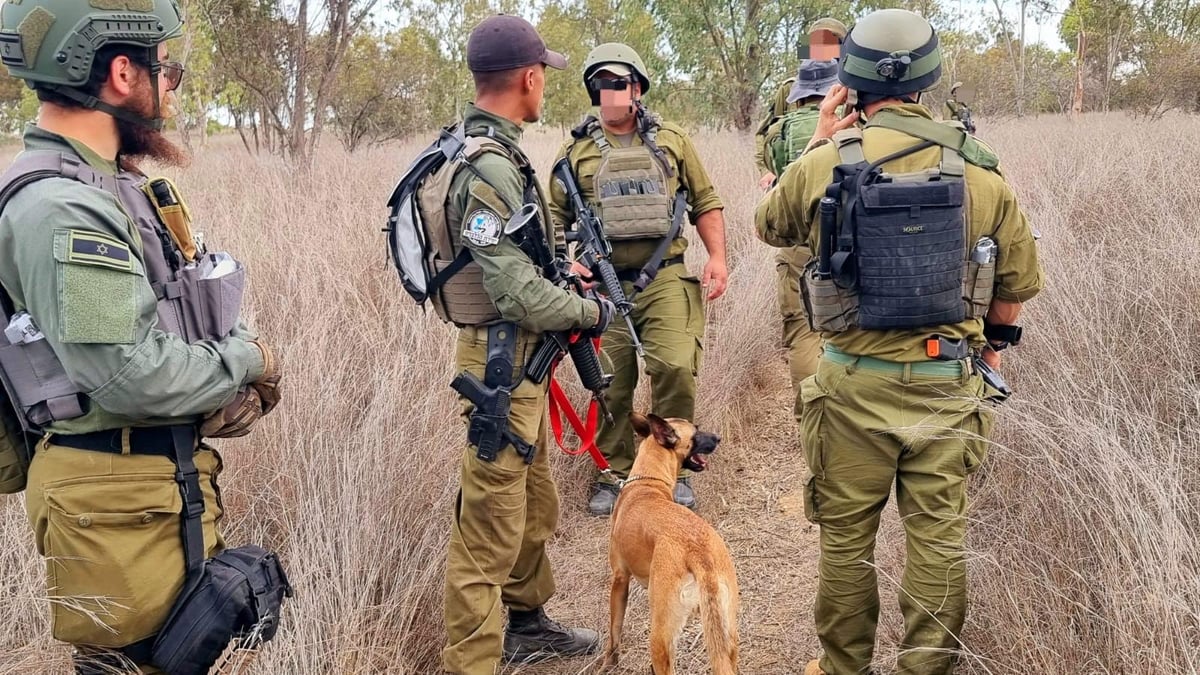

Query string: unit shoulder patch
[463,209,502,247]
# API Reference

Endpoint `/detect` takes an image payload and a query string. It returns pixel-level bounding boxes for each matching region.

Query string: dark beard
[116,87,189,171]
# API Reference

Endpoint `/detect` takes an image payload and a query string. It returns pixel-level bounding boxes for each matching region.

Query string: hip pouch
[149,427,292,673]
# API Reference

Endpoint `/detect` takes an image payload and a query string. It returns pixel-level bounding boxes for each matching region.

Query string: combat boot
[503,607,600,664]
[587,482,620,516]
[673,477,697,510]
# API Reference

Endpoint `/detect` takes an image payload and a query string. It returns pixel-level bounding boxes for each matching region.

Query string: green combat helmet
[839,8,941,97]
[583,42,650,104]
[0,0,184,128]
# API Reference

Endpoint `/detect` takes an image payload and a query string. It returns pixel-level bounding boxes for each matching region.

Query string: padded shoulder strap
[832,128,866,165]
[0,150,119,214]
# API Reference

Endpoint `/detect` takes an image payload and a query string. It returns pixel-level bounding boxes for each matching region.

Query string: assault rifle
[958,104,977,135]
[553,157,644,356]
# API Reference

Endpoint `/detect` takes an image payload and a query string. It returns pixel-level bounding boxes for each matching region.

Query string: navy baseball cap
[467,15,568,73]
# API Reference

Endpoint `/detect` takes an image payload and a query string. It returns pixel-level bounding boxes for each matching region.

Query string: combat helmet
[839,9,941,97]
[0,0,185,128]
[583,42,651,104]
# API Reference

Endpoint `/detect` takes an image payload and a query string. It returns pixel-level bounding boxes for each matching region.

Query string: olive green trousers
[443,327,559,675]
[800,355,993,675]
[776,246,822,425]
[25,438,226,674]
[595,264,705,482]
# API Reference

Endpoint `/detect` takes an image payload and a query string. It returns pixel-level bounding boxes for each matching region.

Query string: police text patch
[463,209,502,247]
[67,230,133,271]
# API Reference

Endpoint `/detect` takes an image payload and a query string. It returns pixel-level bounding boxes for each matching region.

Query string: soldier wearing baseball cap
[438,13,605,675]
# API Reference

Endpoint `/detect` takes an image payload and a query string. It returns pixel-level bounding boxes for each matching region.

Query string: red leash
[547,336,611,472]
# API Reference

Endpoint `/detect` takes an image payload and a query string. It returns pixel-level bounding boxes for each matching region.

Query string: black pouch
[151,546,292,675]
[147,427,292,675]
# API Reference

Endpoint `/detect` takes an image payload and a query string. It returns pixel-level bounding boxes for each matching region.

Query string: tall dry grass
[0,113,1196,674]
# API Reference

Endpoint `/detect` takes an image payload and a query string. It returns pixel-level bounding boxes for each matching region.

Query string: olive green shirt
[0,125,265,434]
[754,79,797,173]
[448,104,598,333]
[755,104,1044,361]
[549,116,724,271]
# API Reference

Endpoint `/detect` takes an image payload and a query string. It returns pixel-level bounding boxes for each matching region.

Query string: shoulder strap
[832,128,866,165]
[865,111,998,171]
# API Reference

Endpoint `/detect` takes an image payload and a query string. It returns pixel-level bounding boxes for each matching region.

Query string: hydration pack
[765,105,821,175]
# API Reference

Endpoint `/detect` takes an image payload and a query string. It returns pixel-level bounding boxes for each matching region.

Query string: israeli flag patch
[463,209,502,247]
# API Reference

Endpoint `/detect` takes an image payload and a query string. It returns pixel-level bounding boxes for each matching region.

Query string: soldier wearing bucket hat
[754,18,847,428]
[439,14,604,675]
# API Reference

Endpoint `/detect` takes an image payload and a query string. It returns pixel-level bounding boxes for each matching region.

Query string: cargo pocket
[459,450,528,582]
[41,473,184,646]
[963,404,995,475]
[680,275,706,375]
[798,378,828,479]
[53,229,143,344]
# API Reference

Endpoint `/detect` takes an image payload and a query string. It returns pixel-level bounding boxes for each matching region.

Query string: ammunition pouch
[155,253,247,343]
[964,255,996,319]
[800,259,859,333]
[0,334,85,428]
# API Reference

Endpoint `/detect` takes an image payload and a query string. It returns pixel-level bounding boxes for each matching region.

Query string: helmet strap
[42,47,166,132]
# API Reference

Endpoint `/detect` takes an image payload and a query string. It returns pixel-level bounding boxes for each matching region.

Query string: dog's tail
[695,563,739,675]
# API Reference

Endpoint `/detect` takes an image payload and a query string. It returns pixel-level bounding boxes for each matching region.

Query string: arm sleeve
[754,159,813,249]
[675,133,724,218]
[989,180,1044,302]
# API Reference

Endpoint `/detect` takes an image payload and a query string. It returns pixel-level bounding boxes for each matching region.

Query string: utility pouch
[150,427,292,674]
[0,388,33,494]
[144,177,199,263]
[170,253,246,342]
[800,259,859,333]
[0,315,84,427]
[963,237,997,318]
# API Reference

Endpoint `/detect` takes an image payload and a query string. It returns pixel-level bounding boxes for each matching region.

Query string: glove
[591,296,616,337]
[200,387,264,438]
[250,340,282,415]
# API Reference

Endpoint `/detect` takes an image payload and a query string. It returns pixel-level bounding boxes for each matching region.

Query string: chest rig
[0,150,245,432]
[803,114,998,333]
[584,119,676,241]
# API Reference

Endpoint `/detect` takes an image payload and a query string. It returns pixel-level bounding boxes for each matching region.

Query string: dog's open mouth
[683,452,709,472]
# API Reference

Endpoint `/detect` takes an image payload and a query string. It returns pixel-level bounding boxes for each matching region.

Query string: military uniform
[549,116,723,486]
[0,127,266,671]
[755,21,846,423]
[756,12,1043,671]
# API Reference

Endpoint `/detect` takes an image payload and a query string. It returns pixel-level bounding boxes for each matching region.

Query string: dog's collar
[622,474,674,489]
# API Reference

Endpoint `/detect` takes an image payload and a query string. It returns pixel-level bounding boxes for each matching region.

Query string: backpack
[766,105,821,175]
[384,125,515,325]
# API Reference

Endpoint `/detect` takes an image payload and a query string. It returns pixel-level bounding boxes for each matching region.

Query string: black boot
[503,607,600,664]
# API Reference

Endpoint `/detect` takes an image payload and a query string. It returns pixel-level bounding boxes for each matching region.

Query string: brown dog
[605,413,739,674]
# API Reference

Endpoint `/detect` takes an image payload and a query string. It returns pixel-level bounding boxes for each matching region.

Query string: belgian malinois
[605,413,739,674]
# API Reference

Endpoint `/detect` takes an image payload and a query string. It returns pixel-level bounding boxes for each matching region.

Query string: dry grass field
[0,112,1197,674]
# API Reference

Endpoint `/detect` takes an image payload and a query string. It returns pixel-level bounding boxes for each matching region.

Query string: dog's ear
[630,412,651,438]
[647,413,679,449]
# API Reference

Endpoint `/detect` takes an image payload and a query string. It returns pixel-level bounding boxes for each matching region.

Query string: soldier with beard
[0,1,281,672]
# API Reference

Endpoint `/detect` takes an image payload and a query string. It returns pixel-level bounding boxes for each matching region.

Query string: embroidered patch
[463,209,502,247]
[67,230,133,271]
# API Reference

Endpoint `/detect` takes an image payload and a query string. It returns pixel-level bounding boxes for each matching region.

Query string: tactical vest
[0,150,245,433]
[416,131,554,326]
[802,113,998,333]
[766,105,821,175]
[584,121,674,241]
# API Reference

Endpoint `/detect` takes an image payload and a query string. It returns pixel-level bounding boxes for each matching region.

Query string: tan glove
[200,387,264,439]
[250,340,282,415]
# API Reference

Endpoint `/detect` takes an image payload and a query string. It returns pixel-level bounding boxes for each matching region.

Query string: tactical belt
[618,255,684,283]
[48,425,192,458]
[823,344,967,377]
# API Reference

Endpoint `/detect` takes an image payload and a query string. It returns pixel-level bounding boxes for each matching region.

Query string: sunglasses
[160,60,185,92]
[593,78,633,92]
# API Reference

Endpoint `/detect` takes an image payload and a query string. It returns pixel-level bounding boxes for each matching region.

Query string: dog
[604,413,739,674]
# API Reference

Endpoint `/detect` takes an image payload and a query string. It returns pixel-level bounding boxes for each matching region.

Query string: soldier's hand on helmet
[590,296,617,336]
[569,260,598,291]
[813,85,860,143]
[250,340,282,415]
[702,256,729,301]
[758,173,776,191]
[200,387,264,439]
